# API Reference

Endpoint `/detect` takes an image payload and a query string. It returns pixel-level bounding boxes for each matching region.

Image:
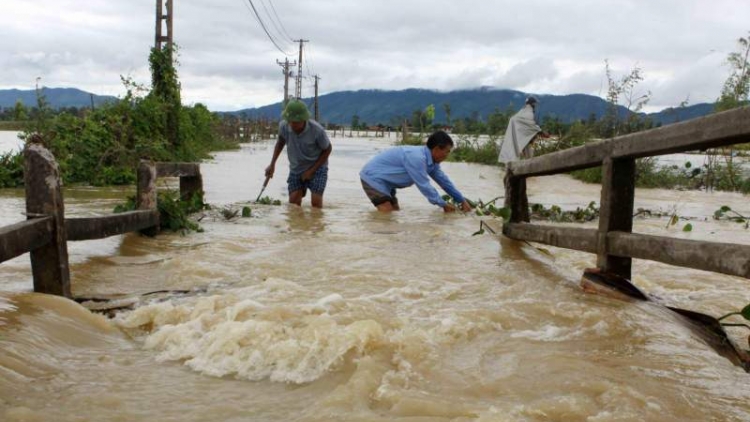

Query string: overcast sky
[2,0,749,112]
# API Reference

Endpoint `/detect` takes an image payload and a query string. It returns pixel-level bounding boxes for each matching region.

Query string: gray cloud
[2,0,749,111]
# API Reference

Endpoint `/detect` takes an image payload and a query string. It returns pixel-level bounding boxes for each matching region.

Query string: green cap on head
[282,99,310,122]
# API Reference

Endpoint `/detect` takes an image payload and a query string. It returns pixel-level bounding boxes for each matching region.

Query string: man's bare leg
[376,202,395,212]
[289,189,304,206]
[311,193,323,208]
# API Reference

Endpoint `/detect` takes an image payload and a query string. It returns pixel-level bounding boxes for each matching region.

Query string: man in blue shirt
[265,100,332,208]
[359,130,473,213]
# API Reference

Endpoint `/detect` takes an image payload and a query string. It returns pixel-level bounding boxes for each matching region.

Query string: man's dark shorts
[361,179,398,207]
[287,165,328,195]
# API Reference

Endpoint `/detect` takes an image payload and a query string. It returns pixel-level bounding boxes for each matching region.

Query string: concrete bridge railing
[503,106,750,281]
[0,142,203,298]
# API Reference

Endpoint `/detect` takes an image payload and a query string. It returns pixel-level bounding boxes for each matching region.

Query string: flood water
[1,129,750,421]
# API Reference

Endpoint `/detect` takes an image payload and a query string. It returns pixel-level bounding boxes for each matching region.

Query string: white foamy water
[2,133,750,421]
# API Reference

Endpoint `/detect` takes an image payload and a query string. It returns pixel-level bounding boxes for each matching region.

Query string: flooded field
[1,131,750,421]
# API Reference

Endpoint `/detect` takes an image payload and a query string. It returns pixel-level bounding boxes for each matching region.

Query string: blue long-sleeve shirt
[359,146,465,207]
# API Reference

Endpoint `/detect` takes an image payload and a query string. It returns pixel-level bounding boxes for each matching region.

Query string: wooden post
[24,143,71,297]
[504,167,529,223]
[137,160,159,236]
[596,157,635,279]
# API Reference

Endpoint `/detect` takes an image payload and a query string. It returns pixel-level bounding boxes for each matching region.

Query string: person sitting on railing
[497,96,550,163]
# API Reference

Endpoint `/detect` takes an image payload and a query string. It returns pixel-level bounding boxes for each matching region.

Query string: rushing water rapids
[1,130,750,421]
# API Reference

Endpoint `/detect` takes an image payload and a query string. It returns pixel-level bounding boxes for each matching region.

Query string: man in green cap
[265,99,332,208]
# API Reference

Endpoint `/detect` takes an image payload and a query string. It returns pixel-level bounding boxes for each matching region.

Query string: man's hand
[460,199,472,212]
[443,203,457,213]
[301,168,315,182]
[265,164,275,179]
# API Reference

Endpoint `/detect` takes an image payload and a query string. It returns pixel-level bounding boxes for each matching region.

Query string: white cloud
[1,0,748,111]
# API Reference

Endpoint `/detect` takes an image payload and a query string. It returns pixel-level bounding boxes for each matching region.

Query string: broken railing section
[0,143,203,298]
[502,106,750,370]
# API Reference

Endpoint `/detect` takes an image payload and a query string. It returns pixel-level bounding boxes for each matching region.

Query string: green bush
[449,136,498,165]
[0,151,23,188]
[113,190,207,234]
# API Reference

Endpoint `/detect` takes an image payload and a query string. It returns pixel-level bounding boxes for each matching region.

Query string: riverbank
[0,121,24,131]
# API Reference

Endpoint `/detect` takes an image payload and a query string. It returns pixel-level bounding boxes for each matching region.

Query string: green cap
[282,99,310,122]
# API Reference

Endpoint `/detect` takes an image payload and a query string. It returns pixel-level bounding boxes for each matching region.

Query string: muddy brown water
[1,130,750,421]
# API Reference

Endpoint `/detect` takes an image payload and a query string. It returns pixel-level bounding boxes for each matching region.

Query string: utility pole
[276,58,296,105]
[155,0,173,51]
[313,75,321,121]
[293,39,309,99]
[154,0,178,148]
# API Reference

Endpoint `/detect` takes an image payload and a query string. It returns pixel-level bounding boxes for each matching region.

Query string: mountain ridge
[0,87,117,109]
[0,87,715,126]
[232,88,715,127]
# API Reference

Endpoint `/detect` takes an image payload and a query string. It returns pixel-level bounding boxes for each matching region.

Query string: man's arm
[301,144,332,181]
[430,167,472,212]
[265,135,286,178]
[402,151,447,207]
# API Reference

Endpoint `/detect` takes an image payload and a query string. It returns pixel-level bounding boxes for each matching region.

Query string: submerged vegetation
[113,190,208,234]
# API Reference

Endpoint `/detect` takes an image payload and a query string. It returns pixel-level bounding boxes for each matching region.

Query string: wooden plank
[509,106,750,177]
[0,217,53,263]
[596,157,635,279]
[607,232,750,279]
[24,142,71,298]
[502,222,599,253]
[508,141,612,177]
[66,210,160,241]
[156,162,200,178]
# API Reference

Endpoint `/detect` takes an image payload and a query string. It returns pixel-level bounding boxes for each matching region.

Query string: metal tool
[254,176,271,202]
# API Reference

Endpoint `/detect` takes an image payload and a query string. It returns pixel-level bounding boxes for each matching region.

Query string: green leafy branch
[113,189,208,234]
[718,304,750,334]
[714,205,749,229]
[530,201,599,223]
[256,195,282,206]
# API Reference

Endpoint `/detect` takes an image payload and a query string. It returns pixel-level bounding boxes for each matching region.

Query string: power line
[263,0,295,43]
[258,0,292,46]
[304,42,316,79]
[243,0,292,55]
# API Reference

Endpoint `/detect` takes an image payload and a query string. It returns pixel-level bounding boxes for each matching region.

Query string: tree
[710,31,750,191]
[486,107,509,136]
[442,102,452,126]
[410,109,424,133]
[601,59,651,137]
[13,100,27,121]
[351,114,360,130]
[149,44,182,149]
[424,104,435,131]
[715,31,750,112]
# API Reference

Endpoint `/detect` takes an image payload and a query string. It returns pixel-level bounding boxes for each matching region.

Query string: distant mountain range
[0,87,117,109]
[232,88,715,127]
[0,86,715,126]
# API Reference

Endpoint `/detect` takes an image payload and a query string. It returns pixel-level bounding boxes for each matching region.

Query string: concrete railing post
[596,157,636,279]
[504,168,530,223]
[137,160,159,236]
[24,142,71,297]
